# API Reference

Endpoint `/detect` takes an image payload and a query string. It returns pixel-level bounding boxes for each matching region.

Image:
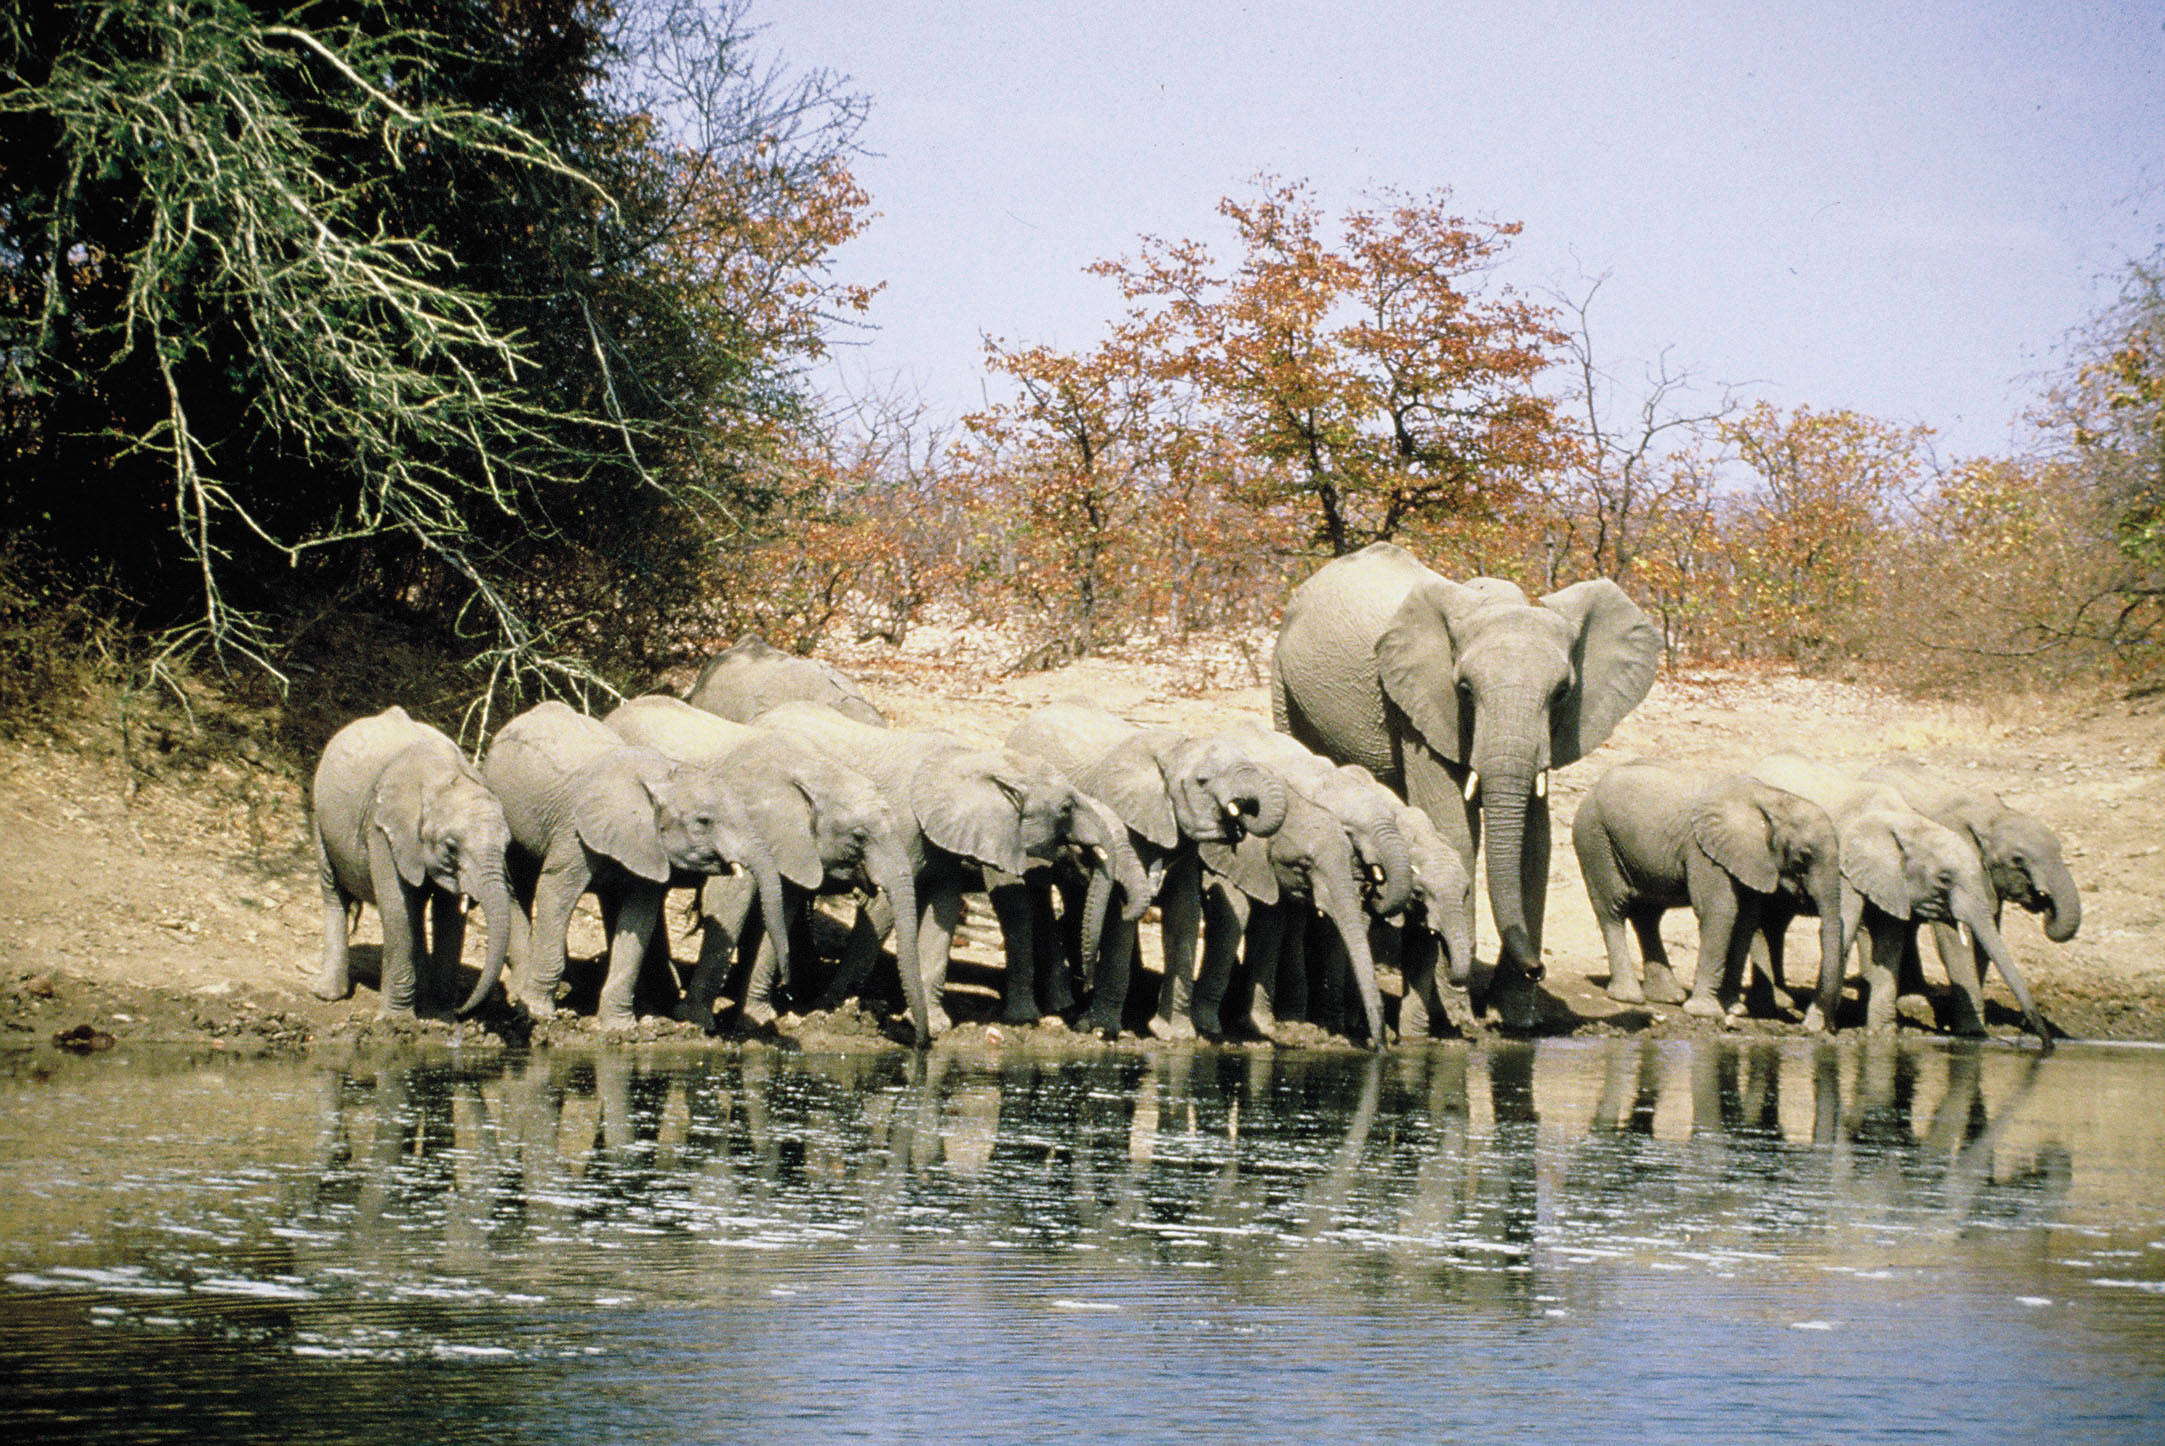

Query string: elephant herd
[311,544,2079,1051]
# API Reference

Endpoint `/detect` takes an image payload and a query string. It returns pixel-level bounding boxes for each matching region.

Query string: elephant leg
[915,886,962,1038]
[1935,925,1991,1038]
[1036,876,1076,1015]
[427,890,467,1012]
[1397,925,1435,1038]
[312,827,355,1001]
[1081,918,1137,1039]
[596,885,663,1030]
[1685,892,1741,1018]
[989,873,1044,1025]
[1151,850,1202,1042]
[1239,901,1287,1038]
[688,874,755,1033]
[1189,878,1247,1039]
[1632,908,1684,1004]
[522,849,591,1017]
[1727,897,1781,1017]
[1861,918,1905,1035]
[1596,903,1644,1004]
[819,890,896,1013]
[367,830,423,1018]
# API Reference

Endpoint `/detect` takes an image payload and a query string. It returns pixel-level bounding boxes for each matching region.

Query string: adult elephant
[757,701,1117,1038]
[1005,698,1290,1039]
[1752,752,2055,1049]
[311,707,522,1018]
[1571,759,1845,1023]
[483,702,789,1029]
[1861,757,2082,976]
[1273,543,1662,1027]
[601,695,930,1042]
[687,635,884,725]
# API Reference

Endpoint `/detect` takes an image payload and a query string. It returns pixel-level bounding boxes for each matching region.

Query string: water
[3,1036,2162,1441]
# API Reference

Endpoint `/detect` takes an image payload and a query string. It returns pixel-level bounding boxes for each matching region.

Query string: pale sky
[752,1,2165,462]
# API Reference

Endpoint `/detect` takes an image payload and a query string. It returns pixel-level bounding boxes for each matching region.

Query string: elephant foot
[1147,1011,1196,1042]
[1640,967,1686,1006]
[312,968,353,1003]
[1604,979,1647,1006]
[374,1002,418,1023]
[596,1006,640,1033]
[740,996,778,1029]
[1682,993,1725,1020]
[518,988,561,1019]
[1078,1006,1122,1041]
[999,1000,1044,1027]
[675,997,724,1035]
[926,1005,954,1040]
[1802,1002,1829,1035]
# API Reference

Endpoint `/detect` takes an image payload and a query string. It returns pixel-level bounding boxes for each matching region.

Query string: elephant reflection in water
[1564,1038,2068,1251]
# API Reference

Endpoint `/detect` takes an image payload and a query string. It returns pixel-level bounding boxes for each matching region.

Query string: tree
[1092,177,1569,556]
[1721,403,1932,670]
[0,0,871,709]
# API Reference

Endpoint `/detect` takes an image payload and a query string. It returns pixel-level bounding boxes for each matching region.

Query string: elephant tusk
[1224,801,1243,819]
[1534,770,1548,800]
[1462,770,1480,803]
[1089,845,1107,866]
[1368,863,1386,884]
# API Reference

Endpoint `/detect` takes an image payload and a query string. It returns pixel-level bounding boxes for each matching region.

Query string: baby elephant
[1573,759,1845,1019]
[311,707,523,1018]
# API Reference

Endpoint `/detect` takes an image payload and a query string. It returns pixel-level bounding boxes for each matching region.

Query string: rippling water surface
[3,1037,2162,1440]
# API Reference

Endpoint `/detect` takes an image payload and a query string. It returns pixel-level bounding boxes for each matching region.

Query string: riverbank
[4,624,2161,1052]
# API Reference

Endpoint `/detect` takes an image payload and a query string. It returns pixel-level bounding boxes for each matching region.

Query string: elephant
[756,700,1119,1038]
[1191,736,1389,1047]
[1751,751,2054,1049]
[1216,719,1415,917]
[1004,697,1290,1039]
[985,788,1156,1025]
[1382,804,1479,1039]
[1570,759,1845,1023]
[686,635,884,726]
[310,706,522,1018]
[1861,757,2082,981]
[482,701,789,1029]
[600,694,929,1041]
[1272,542,1662,1027]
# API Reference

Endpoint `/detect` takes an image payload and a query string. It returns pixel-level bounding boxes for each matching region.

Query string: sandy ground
[2,620,2160,1055]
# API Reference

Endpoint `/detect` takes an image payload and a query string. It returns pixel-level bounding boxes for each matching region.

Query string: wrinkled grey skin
[759,701,1116,1039]
[602,695,926,1041]
[1273,542,1661,1029]
[1386,804,1480,1039]
[1572,759,1845,1023]
[1752,752,2054,1050]
[312,707,522,1019]
[686,635,884,726]
[483,702,788,1030]
[987,789,1157,1025]
[1219,720,1415,917]
[1006,697,1291,1039]
[1191,768,1388,1048]
[1862,757,2082,986]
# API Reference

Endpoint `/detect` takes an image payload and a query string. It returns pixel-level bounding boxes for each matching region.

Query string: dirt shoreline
[4,628,2161,1055]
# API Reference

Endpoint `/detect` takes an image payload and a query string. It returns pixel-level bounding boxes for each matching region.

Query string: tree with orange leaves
[1092,177,1569,556]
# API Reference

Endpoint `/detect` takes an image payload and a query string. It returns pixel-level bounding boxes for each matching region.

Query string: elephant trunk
[1812,904,1848,1029]
[741,844,792,996]
[1473,732,1546,986]
[869,840,931,1045]
[1223,763,1289,839]
[2039,862,2082,943]
[1365,813,1415,918]
[1441,891,1477,990]
[1962,893,2056,1052]
[1314,858,1386,1048]
[1079,863,1115,996]
[456,862,519,1017]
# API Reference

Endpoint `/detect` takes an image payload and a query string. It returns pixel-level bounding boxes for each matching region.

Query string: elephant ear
[1375,580,1478,764]
[1076,735,1179,850]
[1691,785,1780,895]
[1199,835,1280,906]
[912,756,1030,876]
[573,763,672,883]
[1838,810,1917,920]
[1542,579,1662,768]
[370,763,432,888]
[736,769,825,891]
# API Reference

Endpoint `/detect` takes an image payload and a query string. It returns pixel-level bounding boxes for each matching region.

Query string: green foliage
[1,0,868,721]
